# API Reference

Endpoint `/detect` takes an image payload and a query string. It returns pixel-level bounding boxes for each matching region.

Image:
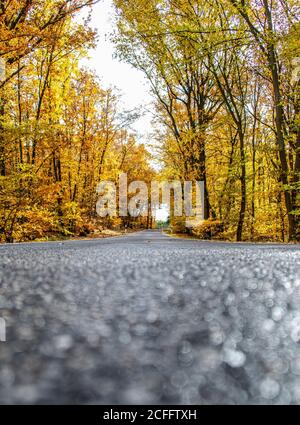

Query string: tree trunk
[0,98,5,176]
[263,0,294,239]
[236,129,246,241]
[197,138,211,220]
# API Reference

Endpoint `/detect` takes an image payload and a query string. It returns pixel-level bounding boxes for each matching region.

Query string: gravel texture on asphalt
[0,230,300,404]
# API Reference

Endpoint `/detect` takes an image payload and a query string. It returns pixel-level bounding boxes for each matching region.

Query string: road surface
[0,230,300,404]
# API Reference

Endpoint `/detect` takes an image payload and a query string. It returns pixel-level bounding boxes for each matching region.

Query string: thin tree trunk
[17,60,23,164]
[236,129,246,241]
[0,97,5,176]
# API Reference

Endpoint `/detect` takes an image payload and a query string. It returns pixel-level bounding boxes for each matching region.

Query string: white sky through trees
[82,0,153,138]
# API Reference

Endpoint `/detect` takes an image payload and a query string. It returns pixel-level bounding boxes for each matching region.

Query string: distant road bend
[1,230,300,404]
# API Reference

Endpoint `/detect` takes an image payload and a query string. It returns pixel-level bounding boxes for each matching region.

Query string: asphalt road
[1,230,300,405]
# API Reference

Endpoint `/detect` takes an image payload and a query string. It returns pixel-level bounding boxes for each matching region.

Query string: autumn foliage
[114,0,300,242]
[0,0,154,242]
[1,0,300,243]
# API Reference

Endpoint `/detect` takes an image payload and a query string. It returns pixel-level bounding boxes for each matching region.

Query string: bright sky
[155,206,169,222]
[82,0,153,138]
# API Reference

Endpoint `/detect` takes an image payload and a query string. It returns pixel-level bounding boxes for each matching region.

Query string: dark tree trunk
[236,129,246,241]
[263,0,294,239]
[0,98,5,176]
